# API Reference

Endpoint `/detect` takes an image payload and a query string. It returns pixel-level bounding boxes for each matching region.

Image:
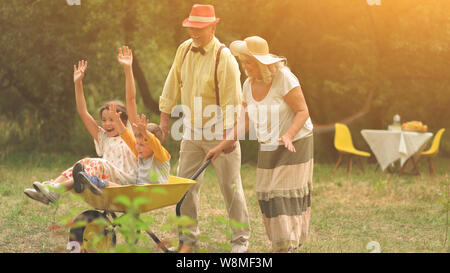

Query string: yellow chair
[420,128,445,175]
[334,123,371,173]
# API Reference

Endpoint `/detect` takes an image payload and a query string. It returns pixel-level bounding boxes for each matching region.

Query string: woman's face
[240,56,262,80]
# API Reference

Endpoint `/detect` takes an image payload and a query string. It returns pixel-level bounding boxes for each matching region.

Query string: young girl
[24,60,138,204]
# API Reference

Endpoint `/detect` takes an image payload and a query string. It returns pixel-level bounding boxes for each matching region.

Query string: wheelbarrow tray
[72,176,196,213]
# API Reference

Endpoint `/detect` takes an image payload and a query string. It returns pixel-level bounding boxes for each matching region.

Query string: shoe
[178,244,193,253]
[231,242,249,253]
[24,188,50,205]
[77,171,103,195]
[33,181,60,203]
[166,246,178,253]
[72,162,85,193]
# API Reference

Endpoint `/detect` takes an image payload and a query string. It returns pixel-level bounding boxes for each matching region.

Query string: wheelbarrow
[67,158,211,253]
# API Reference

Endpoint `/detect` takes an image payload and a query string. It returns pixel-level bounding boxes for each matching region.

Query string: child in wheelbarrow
[74,106,171,194]
[74,46,171,194]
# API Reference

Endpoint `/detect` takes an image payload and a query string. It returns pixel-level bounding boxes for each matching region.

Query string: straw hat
[182,4,220,29]
[230,36,285,65]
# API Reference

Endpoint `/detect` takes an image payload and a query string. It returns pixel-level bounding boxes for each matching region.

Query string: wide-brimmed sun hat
[230,36,285,65]
[182,4,220,29]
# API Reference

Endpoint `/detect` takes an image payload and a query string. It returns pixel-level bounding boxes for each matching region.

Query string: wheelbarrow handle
[173,157,212,251]
[190,157,212,181]
[176,157,212,216]
[117,158,213,253]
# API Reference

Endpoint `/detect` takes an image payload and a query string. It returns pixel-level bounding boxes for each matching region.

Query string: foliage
[436,175,449,249]
[1,0,449,161]
[1,153,449,252]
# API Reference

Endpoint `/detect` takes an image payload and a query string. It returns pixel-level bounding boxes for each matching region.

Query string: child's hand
[73,60,87,83]
[108,103,126,134]
[117,46,133,68]
[133,114,149,138]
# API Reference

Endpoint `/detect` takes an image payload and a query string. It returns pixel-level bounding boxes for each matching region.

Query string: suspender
[214,45,225,106]
[181,43,225,106]
[181,43,192,64]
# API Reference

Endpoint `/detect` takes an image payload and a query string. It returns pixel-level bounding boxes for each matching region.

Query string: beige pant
[177,139,250,246]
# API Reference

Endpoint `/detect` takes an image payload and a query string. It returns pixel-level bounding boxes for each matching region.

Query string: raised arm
[117,46,138,126]
[108,103,128,135]
[108,103,138,157]
[134,114,170,162]
[73,60,100,142]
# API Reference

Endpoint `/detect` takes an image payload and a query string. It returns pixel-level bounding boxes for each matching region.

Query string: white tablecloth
[361,129,433,171]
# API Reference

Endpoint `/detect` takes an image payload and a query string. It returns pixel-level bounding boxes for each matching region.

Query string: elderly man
[159,4,250,253]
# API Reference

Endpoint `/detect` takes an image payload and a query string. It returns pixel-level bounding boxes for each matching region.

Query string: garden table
[360,129,433,173]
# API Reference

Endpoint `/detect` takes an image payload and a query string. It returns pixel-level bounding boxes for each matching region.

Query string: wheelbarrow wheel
[69,210,116,253]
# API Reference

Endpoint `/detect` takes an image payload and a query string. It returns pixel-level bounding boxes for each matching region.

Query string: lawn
[0,152,448,253]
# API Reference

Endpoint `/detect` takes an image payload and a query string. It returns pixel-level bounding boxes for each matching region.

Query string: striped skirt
[256,134,313,251]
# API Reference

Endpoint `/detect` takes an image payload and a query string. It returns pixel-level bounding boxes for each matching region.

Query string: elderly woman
[205,36,314,252]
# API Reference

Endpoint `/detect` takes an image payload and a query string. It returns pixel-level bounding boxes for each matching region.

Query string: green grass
[0,153,448,253]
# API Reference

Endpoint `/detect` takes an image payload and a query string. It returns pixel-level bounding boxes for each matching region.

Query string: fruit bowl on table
[401,121,428,132]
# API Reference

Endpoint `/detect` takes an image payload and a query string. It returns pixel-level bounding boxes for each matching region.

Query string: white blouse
[242,66,313,147]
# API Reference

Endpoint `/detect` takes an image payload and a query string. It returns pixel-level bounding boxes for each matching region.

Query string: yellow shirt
[159,37,242,130]
[120,129,171,184]
[120,129,170,162]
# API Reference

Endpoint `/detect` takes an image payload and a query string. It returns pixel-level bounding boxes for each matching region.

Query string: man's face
[187,24,215,47]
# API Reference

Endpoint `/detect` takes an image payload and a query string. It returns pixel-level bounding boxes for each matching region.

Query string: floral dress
[61,126,138,185]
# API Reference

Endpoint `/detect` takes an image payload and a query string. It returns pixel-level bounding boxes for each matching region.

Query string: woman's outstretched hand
[73,60,87,83]
[279,134,296,153]
[117,46,133,67]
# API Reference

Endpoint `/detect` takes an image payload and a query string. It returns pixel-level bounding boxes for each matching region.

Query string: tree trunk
[123,0,160,115]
